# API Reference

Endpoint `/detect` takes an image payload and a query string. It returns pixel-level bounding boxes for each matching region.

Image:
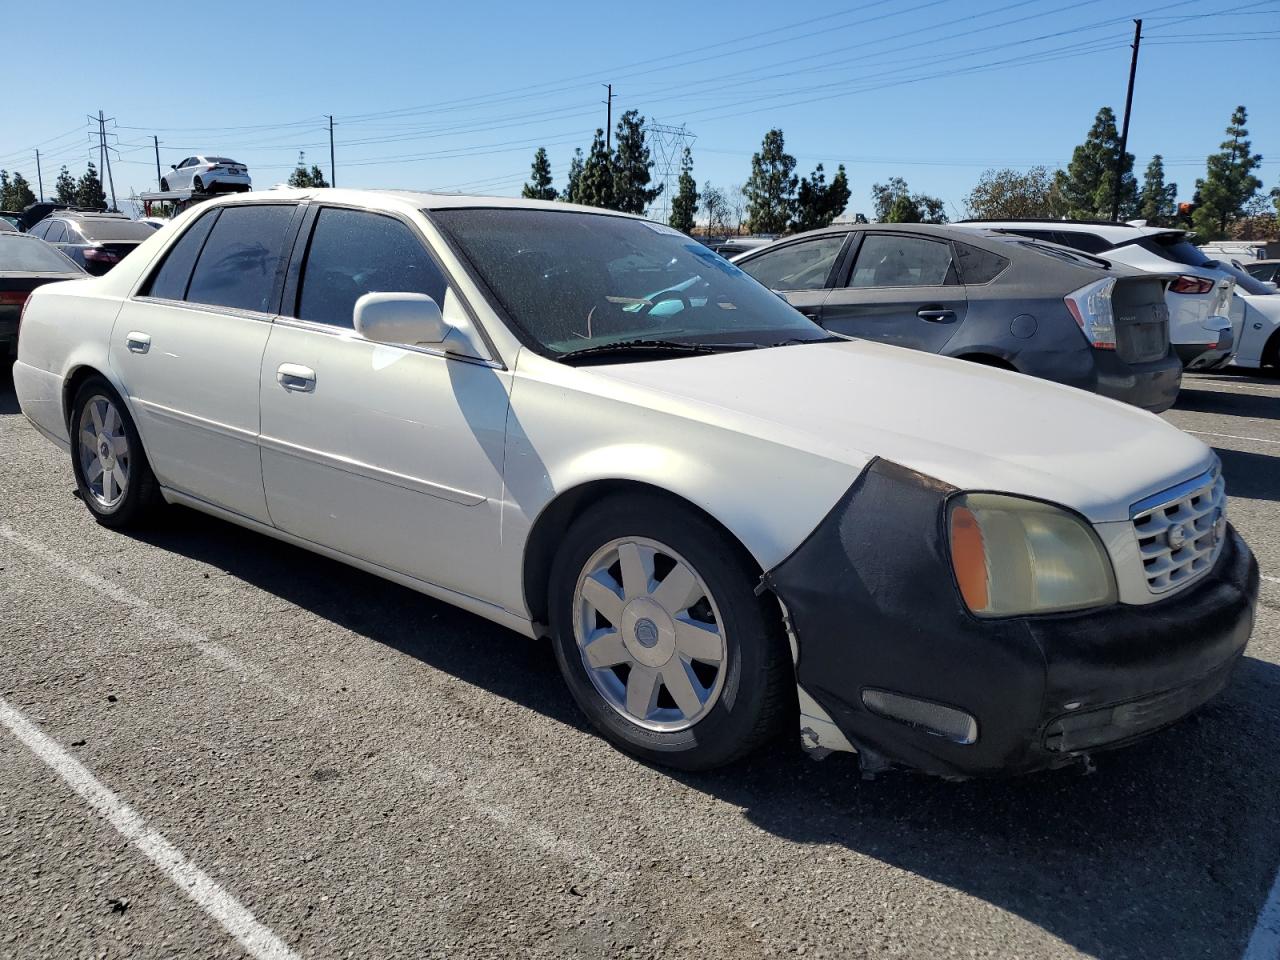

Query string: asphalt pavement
[1,363,1278,960]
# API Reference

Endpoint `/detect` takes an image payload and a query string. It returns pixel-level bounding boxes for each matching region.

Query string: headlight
[948,494,1117,617]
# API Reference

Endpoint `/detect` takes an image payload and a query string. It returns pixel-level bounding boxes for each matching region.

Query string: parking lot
[0,365,1277,959]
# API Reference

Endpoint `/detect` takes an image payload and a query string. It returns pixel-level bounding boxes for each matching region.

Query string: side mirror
[169,164,176,170]
[354,292,448,346]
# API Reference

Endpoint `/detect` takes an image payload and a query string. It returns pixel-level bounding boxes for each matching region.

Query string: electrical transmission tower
[645,120,695,223]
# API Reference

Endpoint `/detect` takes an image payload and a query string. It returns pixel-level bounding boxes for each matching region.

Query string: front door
[110,202,300,523]
[258,205,509,599]
[821,232,968,354]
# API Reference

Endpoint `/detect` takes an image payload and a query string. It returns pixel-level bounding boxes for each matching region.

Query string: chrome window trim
[268,314,504,369]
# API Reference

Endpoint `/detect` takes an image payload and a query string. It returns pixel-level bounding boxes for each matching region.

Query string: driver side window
[296,207,450,328]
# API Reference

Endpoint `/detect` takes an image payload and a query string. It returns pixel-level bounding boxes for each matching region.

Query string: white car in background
[12,189,1260,779]
[160,156,251,194]
[1219,260,1280,371]
[961,220,1236,370]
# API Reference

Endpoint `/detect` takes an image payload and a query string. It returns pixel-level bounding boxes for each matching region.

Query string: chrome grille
[1131,466,1227,595]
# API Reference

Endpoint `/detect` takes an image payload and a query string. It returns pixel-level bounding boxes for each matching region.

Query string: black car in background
[26,211,154,276]
[733,223,1182,412]
[0,232,85,356]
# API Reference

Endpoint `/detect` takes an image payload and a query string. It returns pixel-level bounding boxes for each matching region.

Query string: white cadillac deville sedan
[14,190,1259,777]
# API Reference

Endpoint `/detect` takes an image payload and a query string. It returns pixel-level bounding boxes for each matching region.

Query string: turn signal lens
[949,505,989,613]
[947,494,1117,617]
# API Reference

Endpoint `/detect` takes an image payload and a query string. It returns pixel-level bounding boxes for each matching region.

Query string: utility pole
[154,135,162,190]
[101,111,117,212]
[35,149,43,201]
[602,84,614,149]
[328,114,336,187]
[1112,19,1142,222]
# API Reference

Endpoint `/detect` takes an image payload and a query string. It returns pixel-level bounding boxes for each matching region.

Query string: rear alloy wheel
[70,377,161,528]
[549,494,793,770]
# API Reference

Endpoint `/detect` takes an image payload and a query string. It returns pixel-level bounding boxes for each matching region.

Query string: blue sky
[1,0,1277,220]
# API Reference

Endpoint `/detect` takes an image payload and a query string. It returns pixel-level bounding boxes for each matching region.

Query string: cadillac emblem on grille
[1166,524,1189,551]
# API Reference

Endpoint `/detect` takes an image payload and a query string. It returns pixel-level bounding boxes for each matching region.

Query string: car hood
[591,339,1211,523]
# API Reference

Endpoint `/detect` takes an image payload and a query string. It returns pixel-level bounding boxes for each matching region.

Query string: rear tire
[69,377,162,529]
[548,493,793,770]
[193,176,204,193]
[159,177,169,192]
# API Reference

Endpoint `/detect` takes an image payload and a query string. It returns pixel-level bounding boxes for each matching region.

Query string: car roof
[194,187,650,220]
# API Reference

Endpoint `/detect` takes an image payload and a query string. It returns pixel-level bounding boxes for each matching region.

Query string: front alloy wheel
[549,494,793,770]
[575,537,728,731]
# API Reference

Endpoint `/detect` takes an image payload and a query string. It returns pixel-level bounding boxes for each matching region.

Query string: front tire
[159,177,169,191]
[70,377,161,528]
[193,176,204,193]
[549,493,793,770]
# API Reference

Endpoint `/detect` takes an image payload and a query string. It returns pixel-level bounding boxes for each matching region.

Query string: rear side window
[850,235,955,287]
[1052,231,1111,255]
[185,205,295,313]
[739,235,846,291]
[144,210,219,300]
[1131,236,1214,268]
[43,221,67,243]
[296,207,448,328]
[953,242,1009,284]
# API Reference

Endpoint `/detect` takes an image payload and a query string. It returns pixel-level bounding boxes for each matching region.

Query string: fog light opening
[861,689,979,745]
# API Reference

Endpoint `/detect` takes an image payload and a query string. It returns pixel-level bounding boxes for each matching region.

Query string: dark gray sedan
[26,211,154,276]
[733,223,1183,412]
[0,233,84,356]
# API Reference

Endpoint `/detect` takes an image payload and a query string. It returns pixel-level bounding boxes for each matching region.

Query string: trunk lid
[1113,276,1171,363]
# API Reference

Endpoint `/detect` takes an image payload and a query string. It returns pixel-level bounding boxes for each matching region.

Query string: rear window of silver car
[75,218,156,243]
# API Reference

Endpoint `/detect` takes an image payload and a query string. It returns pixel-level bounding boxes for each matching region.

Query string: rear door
[110,202,301,523]
[821,232,967,353]
[735,233,849,322]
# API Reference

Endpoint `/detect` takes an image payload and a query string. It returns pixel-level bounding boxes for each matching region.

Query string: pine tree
[8,172,35,209]
[309,165,329,188]
[76,162,107,209]
[1052,107,1138,220]
[668,148,699,234]
[577,130,615,210]
[1137,155,1178,226]
[743,129,797,234]
[55,166,77,204]
[611,110,661,215]
[1192,106,1263,241]
[791,162,852,232]
[563,148,585,204]
[0,171,10,210]
[288,152,329,188]
[521,147,557,201]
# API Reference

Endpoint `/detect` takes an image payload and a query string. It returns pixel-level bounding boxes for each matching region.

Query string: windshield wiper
[557,339,758,365]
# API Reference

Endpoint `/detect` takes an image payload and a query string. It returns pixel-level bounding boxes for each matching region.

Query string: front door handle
[276,363,316,392]
[125,331,151,353]
[917,308,956,323]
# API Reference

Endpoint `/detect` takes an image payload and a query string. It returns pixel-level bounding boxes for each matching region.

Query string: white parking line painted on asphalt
[0,524,302,706]
[0,524,609,880]
[1186,430,1280,446]
[0,697,301,960]
[1243,862,1280,960]
[1190,381,1280,396]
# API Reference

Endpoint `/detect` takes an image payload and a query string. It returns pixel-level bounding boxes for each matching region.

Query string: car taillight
[82,248,120,264]
[0,291,28,306]
[1064,277,1117,350]
[1170,275,1214,295]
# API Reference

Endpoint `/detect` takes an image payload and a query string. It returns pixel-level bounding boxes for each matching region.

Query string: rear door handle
[125,331,151,353]
[276,363,316,392]
[917,308,956,322]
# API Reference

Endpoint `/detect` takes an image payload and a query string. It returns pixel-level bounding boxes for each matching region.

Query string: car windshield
[1219,260,1276,296]
[429,207,829,357]
[208,157,237,164]
[0,235,81,273]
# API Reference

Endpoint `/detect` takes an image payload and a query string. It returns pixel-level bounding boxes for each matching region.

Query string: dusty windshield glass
[429,207,828,356]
